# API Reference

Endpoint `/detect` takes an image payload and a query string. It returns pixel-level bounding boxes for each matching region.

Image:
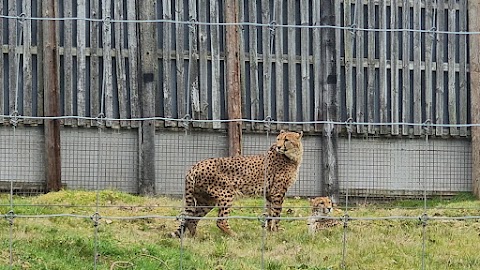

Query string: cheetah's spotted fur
[172,130,304,237]
[307,197,340,234]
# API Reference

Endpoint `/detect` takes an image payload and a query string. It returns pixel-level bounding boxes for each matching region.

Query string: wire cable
[0,14,479,35]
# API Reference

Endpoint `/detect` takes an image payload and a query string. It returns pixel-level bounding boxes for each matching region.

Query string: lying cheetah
[307,197,340,234]
[172,130,304,237]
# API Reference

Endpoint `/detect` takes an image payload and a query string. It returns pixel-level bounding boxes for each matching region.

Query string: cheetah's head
[275,130,303,163]
[309,197,334,216]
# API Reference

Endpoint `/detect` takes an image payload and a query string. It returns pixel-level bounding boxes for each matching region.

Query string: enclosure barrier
[0,116,478,269]
[1,1,480,268]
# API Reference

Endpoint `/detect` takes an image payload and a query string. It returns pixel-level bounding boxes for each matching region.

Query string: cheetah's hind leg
[185,194,215,237]
[172,193,215,238]
[214,190,236,236]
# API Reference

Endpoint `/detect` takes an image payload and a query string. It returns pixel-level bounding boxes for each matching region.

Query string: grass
[0,190,480,269]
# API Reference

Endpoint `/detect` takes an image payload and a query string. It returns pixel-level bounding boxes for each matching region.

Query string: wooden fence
[0,0,472,136]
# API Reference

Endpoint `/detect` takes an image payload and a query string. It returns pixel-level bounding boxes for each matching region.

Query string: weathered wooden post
[43,0,62,192]
[225,0,242,157]
[320,0,339,200]
[138,0,157,195]
[469,0,480,197]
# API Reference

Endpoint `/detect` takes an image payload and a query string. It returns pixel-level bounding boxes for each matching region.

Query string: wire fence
[0,13,478,35]
[0,117,478,269]
[0,116,473,196]
[1,2,479,268]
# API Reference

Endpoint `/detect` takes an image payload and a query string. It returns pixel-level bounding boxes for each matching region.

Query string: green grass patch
[1,190,480,269]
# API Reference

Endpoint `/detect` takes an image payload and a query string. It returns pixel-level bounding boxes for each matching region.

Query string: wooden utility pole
[469,0,480,197]
[138,0,157,195]
[320,0,339,200]
[43,0,61,192]
[225,0,242,157]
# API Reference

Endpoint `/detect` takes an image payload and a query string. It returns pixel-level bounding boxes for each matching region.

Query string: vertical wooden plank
[225,0,243,156]
[334,0,341,125]
[274,0,284,130]
[174,0,186,120]
[261,0,272,120]
[103,0,114,127]
[163,0,174,127]
[189,0,200,123]
[37,1,45,120]
[391,0,400,135]
[413,0,421,135]
[77,0,87,126]
[436,0,445,136]
[366,0,375,134]
[355,0,365,133]
[459,0,468,136]
[0,1,3,123]
[343,0,353,122]
[43,0,62,192]
[401,0,411,135]
[138,0,157,195]
[300,0,310,132]
[198,0,209,123]
[90,0,101,123]
[249,0,260,127]
[210,0,221,129]
[313,0,322,131]
[468,0,480,197]
[127,0,139,127]
[238,0,247,129]
[30,7,39,124]
[63,0,73,125]
[114,0,128,127]
[247,0,260,126]
[22,0,33,123]
[424,0,434,133]
[447,0,458,135]
[8,1,17,115]
[287,0,296,129]
[379,0,388,134]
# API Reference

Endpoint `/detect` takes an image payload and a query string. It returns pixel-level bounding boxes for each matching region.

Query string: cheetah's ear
[297,131,303,138]
[280,130,286,134]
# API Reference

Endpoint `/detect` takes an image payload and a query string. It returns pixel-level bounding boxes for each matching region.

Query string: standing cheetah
[172,130,304,237]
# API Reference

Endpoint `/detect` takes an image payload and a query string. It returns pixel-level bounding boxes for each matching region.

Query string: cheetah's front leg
[266,193,285,232]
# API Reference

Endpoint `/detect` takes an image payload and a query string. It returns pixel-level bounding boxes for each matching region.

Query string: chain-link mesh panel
[155,130,228,196]
[338,137,471,200]
[61,127,138,193]
[0,126,45,194]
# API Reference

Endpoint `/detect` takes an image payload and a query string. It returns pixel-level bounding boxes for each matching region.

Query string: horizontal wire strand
[5,213,480,221]
[0,115,479,128]
[0,14,478,35]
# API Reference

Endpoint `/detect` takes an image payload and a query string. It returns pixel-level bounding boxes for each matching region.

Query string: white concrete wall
[0,126,472,197]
